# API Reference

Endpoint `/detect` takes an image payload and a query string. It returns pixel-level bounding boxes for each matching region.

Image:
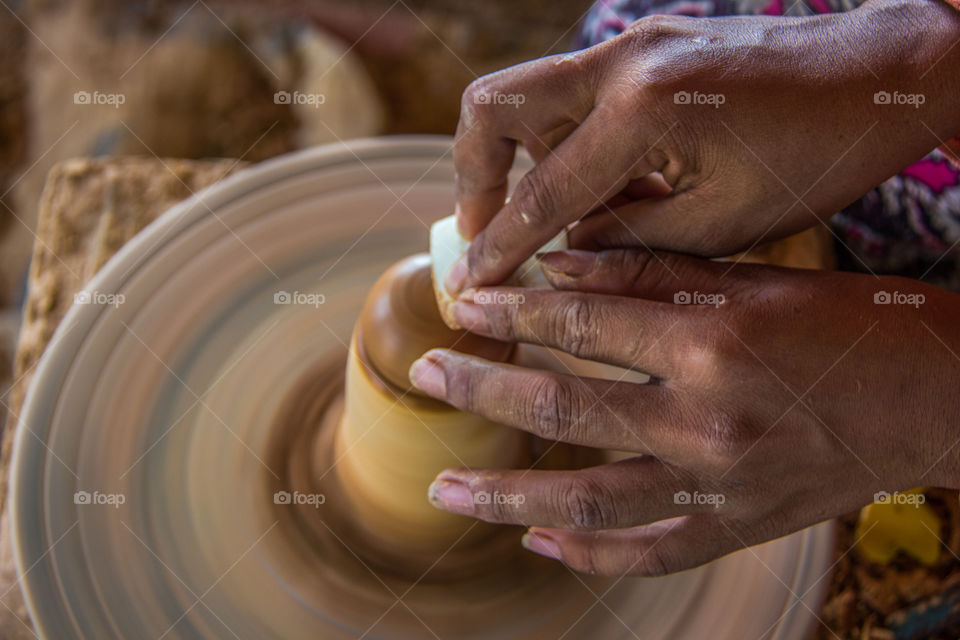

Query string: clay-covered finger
[451,287,692,378]
[451,110,657,295]
[567,191,769,258]
[523,514,743,577]
[428,456,714,530]
[408,349,685,455]
[539,248,736,304]
[454,52,597,240]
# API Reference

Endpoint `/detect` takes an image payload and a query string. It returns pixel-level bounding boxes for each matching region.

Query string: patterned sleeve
[942,0,960,167]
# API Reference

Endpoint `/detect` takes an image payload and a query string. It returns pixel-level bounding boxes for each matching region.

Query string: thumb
[570,191,746,258]
[538,248,736,304]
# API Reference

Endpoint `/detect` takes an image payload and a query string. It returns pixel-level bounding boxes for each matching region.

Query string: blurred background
[0,0,593,429]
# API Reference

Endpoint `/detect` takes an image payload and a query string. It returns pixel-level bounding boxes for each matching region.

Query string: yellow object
[855,489,942,565]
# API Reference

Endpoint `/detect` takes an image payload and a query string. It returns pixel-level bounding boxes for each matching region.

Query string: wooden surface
[0,156,832,638]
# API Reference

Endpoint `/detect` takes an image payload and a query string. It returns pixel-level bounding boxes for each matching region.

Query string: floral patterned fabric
[579,0,960,290]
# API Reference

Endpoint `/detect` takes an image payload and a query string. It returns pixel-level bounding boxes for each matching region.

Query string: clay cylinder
[332,254,526,567]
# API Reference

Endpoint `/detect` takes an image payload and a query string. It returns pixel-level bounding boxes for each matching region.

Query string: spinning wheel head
[8,139,834,640]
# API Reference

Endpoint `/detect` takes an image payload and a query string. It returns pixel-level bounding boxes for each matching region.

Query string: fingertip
[443,257,469,297]
[409,352,448,399]
[428,477,476,514]
[521,529,563,561]
[454,201,473,240]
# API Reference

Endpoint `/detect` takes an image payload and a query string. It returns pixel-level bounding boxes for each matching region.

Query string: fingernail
[428,479,475,513]
[539,250,598,278]
[452,300,489,333]
[521,531,562,561]
[445,256,468,296]
[409,356,446,399]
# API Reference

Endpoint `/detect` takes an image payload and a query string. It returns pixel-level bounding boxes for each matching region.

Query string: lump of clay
[429,214,567,328]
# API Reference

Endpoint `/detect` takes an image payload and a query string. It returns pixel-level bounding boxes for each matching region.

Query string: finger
[454,53,596,240]
[451,287,694,378]
[538,248,733,304]
[408,349,687,456]
[521,121,578,165]
[454,109,660,293]
[585,173,674,212]
[568,192,777,258]
[523,515,743,577]
[428,456,720,530]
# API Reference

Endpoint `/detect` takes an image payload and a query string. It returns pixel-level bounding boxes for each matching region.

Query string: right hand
[447,0,960,296]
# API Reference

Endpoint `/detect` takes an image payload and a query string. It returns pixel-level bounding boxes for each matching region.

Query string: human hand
[411,248,960,576]
[447,0,960,296]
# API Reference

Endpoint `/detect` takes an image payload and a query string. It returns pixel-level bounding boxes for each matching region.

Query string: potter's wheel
[10,137,834,639]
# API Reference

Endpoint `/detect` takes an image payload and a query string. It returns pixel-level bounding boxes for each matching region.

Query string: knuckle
[468,231,504,272]
[511,169,560,228]
[679,325,732,385]
[562,477,618,530]
[552,295,597,358]
[480,299,517,340]
[460,76,500,125]
[599,249,656,283]
[696,408,755,469]
[526,375,580,442]
[624,14,686,44]
[476,484,512,522]
[444,360,481,412]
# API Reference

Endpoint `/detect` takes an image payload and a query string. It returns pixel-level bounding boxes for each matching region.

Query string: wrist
[851,0,960,139]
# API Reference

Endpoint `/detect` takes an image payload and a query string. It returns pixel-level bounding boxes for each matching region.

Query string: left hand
[408,248,960,576]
